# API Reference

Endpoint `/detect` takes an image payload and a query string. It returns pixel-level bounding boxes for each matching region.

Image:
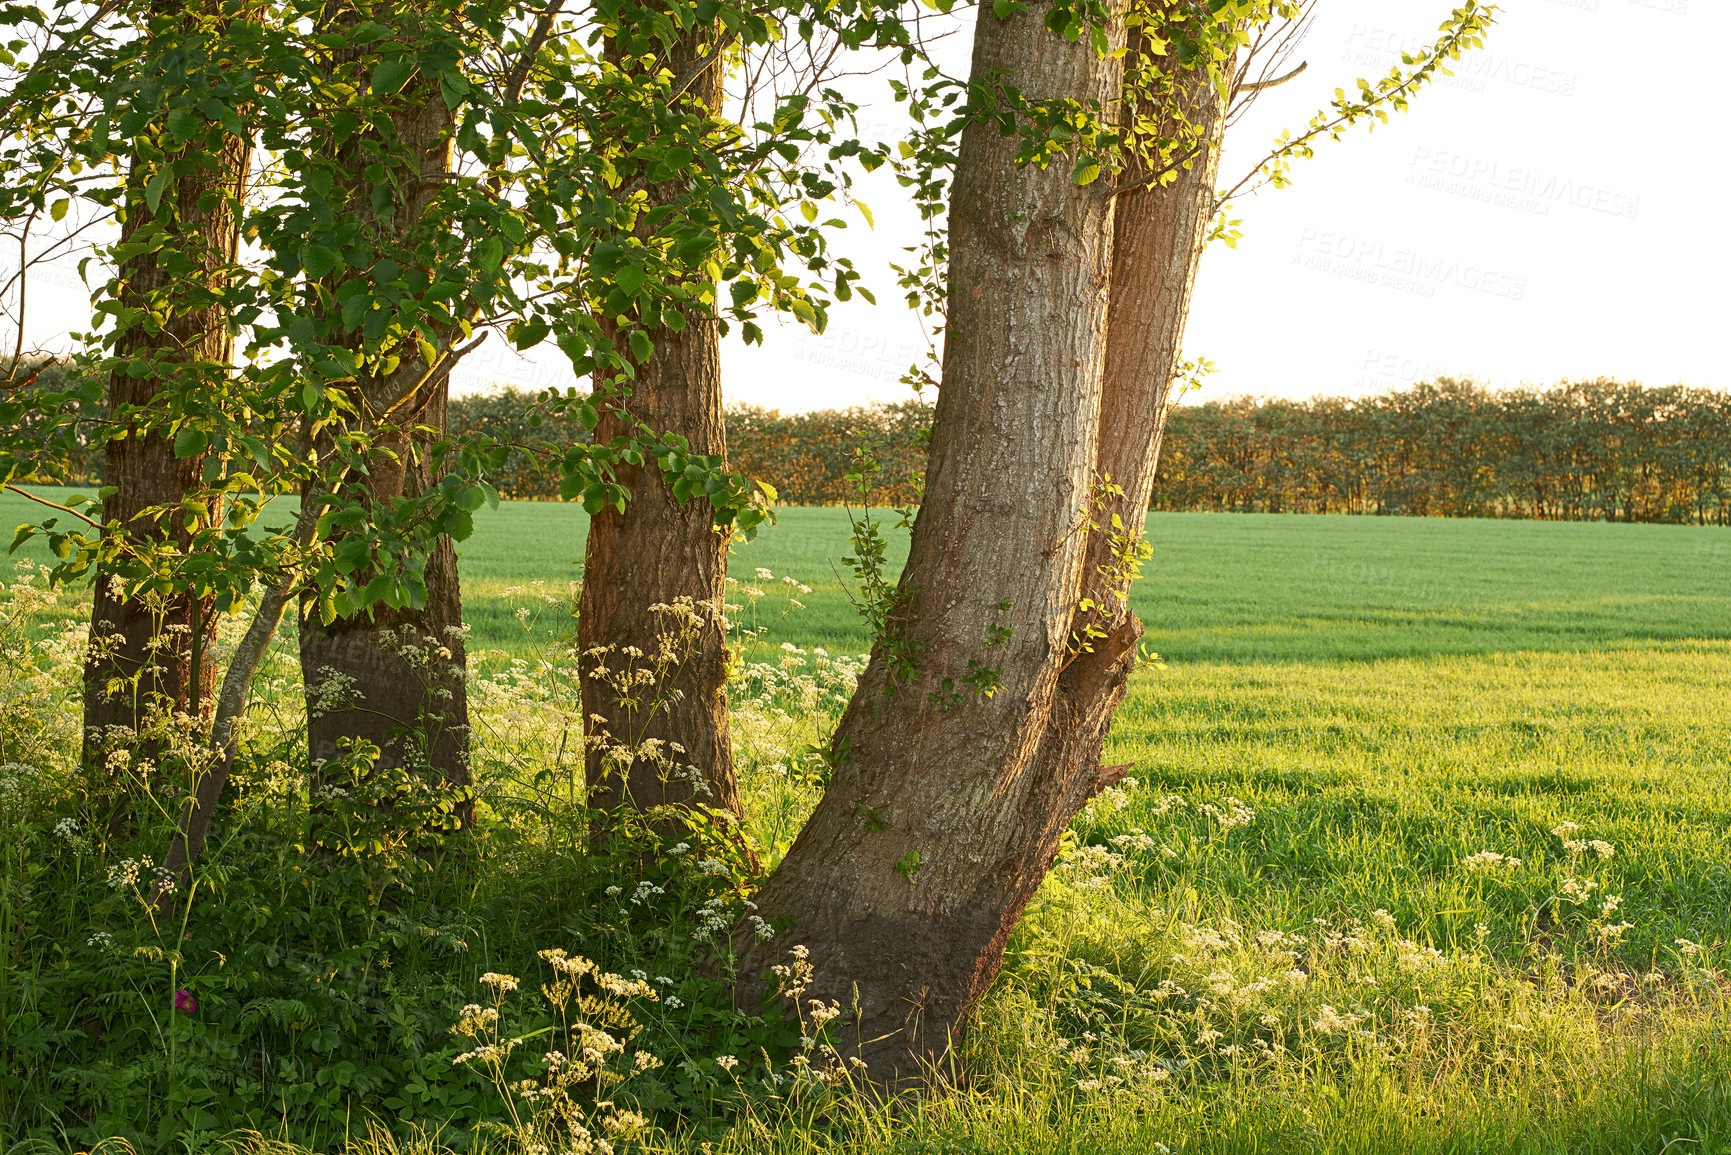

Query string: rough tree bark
[84,11,250,814]
[733,0,1125,1082]
[297,48,471,803]
[578,33,748,832]
[299,383,472,795]
[1080,42,1233,627]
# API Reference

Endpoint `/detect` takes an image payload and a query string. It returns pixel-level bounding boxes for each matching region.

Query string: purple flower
[174,989,197,1014]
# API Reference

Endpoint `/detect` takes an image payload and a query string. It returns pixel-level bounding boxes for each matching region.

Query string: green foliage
[1152,379,1731,524]
[442,379,1731,529]
[0,577,861,1151]
[0,0,911,622]
[837,442,919,688]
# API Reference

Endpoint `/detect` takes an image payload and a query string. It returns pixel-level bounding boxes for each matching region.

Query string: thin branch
[3,482,101,526]
[1236,60,1306,94]
[502,0,567,107]
[669,31,739,103]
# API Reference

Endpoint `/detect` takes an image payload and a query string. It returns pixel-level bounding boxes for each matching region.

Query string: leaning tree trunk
[734,0,1124,1083]
[84,16,250,820]
[297,48,471,808]
[1080,43,1233,626]
[577,30,748,835]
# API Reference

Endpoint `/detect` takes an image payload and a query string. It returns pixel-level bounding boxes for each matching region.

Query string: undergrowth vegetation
[3,509,1730,1154]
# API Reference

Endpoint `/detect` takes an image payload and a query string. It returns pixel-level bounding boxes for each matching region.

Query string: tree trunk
[299,383,472,796]
[734,0,1124,1083]
[296,45,471,809]
[84,21,250,815]
[1083,47,1232,619]
[154,505,317,912]
[578,35,748,834]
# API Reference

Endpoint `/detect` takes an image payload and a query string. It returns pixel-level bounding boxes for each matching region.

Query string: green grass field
[443,504,1731,1150]
[6,490,1731,1151]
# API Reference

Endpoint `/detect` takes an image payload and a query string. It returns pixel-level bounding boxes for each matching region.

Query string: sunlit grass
[5,487,1730,1151]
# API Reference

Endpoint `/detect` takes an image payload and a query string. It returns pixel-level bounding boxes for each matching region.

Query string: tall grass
[1,498,1727,1152]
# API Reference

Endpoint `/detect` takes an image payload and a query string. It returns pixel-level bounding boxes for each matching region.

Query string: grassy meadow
[4,489,1731,1153]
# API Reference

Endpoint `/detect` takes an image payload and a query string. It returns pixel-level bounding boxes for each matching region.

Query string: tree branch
[1235,60,1306,94]
[3,482,101,526]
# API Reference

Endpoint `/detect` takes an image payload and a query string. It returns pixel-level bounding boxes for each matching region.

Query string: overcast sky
[13,1,1725,412]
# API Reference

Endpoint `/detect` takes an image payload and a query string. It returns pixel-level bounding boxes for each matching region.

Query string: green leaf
[438,71,470,111]
[800,201,818,223]
[615,264,647,296]
[301,244,342,278]
[341,291,371,329]
[49,197,68,222]
[197,98,244,136]
[628,329,652,362]
[173,427,208,458]
[371,59,416,95]
[144,169,171,214]
[302,382,322,412]
[511,318,549,351]
[361,573,398,608]
[167,107,205,145]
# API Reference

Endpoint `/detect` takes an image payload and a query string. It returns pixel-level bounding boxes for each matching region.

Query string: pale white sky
[692,0,1731,411]
[12,1,1725,411]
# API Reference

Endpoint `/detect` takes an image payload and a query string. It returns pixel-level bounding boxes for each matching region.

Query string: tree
[572,5,911,840]
[735,0,1128,1080]
[292,4,474,804]
[732,0,1495,1082]
[76,3,252,826]
[575,17,747,835]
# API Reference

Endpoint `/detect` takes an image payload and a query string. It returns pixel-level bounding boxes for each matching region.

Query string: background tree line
[1155,379,1731,524]
[437,379,1729,523]
[32,374,1726,525]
